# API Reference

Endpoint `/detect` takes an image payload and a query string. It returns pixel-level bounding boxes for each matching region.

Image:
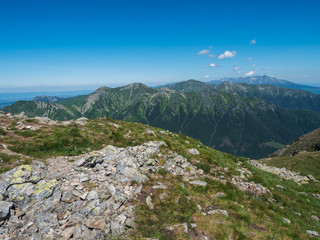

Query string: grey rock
[62,191,76,203]
[35,213,59,233]
[283,218,291,224]
[110,220,125,237]
[207,209,229,217]
[213,192,226,199]
[0,165,42,195]
[0,201,13,220]
[87,191,99,200]
[306,230,320,237]
[189,180,207,187]
[146,196,154,209]
[188,148,199,155]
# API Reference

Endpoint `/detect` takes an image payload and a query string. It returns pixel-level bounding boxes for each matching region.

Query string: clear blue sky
[0,0,319,91]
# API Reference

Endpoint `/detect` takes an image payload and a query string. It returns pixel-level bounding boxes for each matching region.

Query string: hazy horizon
[1,75,320,93]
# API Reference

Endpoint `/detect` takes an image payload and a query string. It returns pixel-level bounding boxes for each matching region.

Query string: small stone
[208,209,229,217]
[87,191,99,200]
[86,216,108,230]
[80,191,89,200]
[311,215,319,221]
[306,230,320,237]
[72,190,82,197]
[111,221,125,237]
[62,191,76,203]
[189,180,207,187]
[146,196,154,209]
[190,223,197,228]
[61,227,75,238]
[80,174,90,182]
[188,148,199,155]
[213,192,226,199]
[283,218,291,224]
[75,158,86,167]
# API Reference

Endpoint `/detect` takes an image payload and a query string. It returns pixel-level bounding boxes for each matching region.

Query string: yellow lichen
[33,179,58,196]
[11,165,32,184]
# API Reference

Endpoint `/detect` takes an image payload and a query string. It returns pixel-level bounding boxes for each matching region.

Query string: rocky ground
[0,139,205,239]
[248,160,318,184]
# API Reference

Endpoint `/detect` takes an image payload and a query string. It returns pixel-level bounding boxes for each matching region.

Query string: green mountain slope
[213,81,320,113]
[4,83,320,159]
[272,127,320,157]
[259,128,320,182]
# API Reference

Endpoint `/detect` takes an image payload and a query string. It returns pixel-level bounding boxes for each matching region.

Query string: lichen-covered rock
[0,165,42,195]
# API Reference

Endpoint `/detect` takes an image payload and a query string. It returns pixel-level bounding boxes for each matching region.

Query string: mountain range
[3,77,320,159]
[207,75,320,94]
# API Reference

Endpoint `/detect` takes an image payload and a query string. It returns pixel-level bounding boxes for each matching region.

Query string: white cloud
[198,49,210,55]
[218,50,237,59]
[252,64,256,67]
[203,75,209,78]
[250,39,256,45]
[209,63,216,67]
[208,54,216,58]
[234,66,239,71]
[247,57,252,61]
[245,71,255,76]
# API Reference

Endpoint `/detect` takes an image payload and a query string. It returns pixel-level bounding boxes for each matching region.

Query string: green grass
[265,141,285,149]
[0,153,20,163]
[14,130,38,137]
[0,153,32,173]
[9,125,97,157]
[0,128,6,136]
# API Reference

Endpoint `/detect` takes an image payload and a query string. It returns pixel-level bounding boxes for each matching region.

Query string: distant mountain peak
[121,82,149,90]
[32,95,65,103]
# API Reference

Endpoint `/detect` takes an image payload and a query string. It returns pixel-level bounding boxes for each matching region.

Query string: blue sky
[0,0,319,91]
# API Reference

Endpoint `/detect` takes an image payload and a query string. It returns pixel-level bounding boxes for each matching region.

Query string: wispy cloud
[203,75,209,78]
[245,71,255,76]
[247,57,252,61]
[209,63,216,67]
[234,66,239,71]
[252,63,256,67]
[198,49,210,55]
[208,54,216,58]
[218,50,237,59]
[250,39,256,45]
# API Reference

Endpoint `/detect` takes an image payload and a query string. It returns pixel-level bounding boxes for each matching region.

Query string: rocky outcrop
[249,160,317,184]
[0,141,200,239]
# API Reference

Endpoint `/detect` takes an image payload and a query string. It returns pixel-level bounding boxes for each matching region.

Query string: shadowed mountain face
[3,81,320,158]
